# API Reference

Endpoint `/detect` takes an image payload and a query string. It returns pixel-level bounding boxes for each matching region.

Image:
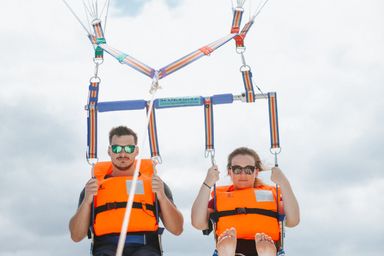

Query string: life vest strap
[95,201,156,215]
[210,207,278,223]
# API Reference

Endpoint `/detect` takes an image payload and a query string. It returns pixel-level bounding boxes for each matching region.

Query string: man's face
[108,135,138,171]
[228,154,258,189]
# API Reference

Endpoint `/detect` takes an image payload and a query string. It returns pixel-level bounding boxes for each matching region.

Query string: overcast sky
[1,0,383,255]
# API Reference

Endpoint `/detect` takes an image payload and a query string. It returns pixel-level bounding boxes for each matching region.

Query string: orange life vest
[211,185,280,241]
[92,159,158,236]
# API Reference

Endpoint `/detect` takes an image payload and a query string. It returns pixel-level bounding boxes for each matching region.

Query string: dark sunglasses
[111,145,136,154]
[230,165,256,175]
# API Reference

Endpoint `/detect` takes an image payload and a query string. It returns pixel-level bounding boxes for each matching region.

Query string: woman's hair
[226,147,264,187]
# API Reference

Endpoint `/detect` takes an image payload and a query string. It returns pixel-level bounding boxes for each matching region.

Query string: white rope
[62,0,92,35]
[101,0,111,34]
[115,77,160,256]
[251,0,270,20]
[237,0,246,8]
[95,0,99,19]
[83,0,92,34]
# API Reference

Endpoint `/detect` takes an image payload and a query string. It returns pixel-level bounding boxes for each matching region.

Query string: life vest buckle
[106,202,118,210]
[235,207,247,214]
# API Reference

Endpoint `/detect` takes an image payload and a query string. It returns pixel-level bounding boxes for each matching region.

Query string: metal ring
[93,57,104,65]
[205,149,215,158]
[151,156,163,165]
[236,46,246,54]
[239,65,251,72]
[87,157,99,166]
[270,147,282,155]
[89,76,101,83]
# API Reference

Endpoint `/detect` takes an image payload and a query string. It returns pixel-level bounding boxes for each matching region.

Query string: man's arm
[152,175,184,236]
[69,178,98,242]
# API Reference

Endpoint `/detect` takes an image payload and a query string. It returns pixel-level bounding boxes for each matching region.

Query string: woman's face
[228,154,258,189]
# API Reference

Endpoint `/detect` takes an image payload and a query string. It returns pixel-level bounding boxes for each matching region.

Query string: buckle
[125,235,146,245]
[235,207,247,214]
[106,202,117,210]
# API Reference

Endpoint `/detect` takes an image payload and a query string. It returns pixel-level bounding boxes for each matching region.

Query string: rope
[115,77,160,256]
[102,0,111,34]
[252,0,270,19]
[62,0,92,35]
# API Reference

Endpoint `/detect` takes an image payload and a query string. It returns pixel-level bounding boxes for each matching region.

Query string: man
[69,126,183,256]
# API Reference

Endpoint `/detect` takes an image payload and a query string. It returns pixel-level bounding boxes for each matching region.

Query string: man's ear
[107,146,112,157]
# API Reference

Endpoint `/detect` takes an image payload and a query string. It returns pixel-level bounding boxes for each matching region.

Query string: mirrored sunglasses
[111,145,136,154]
[230,165,256,175]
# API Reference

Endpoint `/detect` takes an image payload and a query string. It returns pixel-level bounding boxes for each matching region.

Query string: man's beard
[112,161,134,171]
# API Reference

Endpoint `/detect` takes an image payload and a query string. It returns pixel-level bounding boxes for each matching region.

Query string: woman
[191,147,300,256]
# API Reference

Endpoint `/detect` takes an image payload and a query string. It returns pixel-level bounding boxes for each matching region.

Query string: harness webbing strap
[240,18,255,36]
[241,70,255,102]
[235,18,255,48]
[92,20,106,60]
[210,208,279,223]
[268,92,280,149]
[98,44,155,79]
[204,97,214,151]
[87,81,100,159]
[146,104,160,159]
[158,33,237,80]
[94,201,156,216]
[231,8,244,34]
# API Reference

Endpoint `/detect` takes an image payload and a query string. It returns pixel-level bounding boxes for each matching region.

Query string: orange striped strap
[268,92,280,149]
[146,104,160,159]
[204,97,214,151]
[86,81,100,160]
[241,69,255,102]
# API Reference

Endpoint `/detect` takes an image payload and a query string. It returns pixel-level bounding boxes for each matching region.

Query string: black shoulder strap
[210,207,278,223]
[94,202,156,215]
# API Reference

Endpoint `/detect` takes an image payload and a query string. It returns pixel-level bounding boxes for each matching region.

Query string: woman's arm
[191,165,219,230]
[271,167,300,227]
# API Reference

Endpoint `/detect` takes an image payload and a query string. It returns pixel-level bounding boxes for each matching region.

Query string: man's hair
[109,126,138,144]
[226,147,264,187]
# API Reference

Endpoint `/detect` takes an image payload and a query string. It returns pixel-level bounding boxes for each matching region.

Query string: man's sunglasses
[230,165,256,175]
[110,145,136,154]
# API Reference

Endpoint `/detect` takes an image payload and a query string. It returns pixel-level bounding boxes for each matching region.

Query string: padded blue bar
[211,94,234,105]
[97,100,147,112]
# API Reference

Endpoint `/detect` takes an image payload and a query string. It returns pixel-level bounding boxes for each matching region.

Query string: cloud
[1,0,384,255]
[112,0,184,17]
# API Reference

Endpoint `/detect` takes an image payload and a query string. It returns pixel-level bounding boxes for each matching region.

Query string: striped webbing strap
[91,20,106,60]
[87,81,100,159]
[268,92,280,149]
[230,8,244,34]
[99,44,156,79]
[204,97,214,151]
[235,18,255,48]
[146,103,160,159]
[158,33,237,80]
[241,69,255,102]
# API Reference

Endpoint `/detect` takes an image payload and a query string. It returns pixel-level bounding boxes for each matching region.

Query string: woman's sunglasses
[230,165,256,175]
